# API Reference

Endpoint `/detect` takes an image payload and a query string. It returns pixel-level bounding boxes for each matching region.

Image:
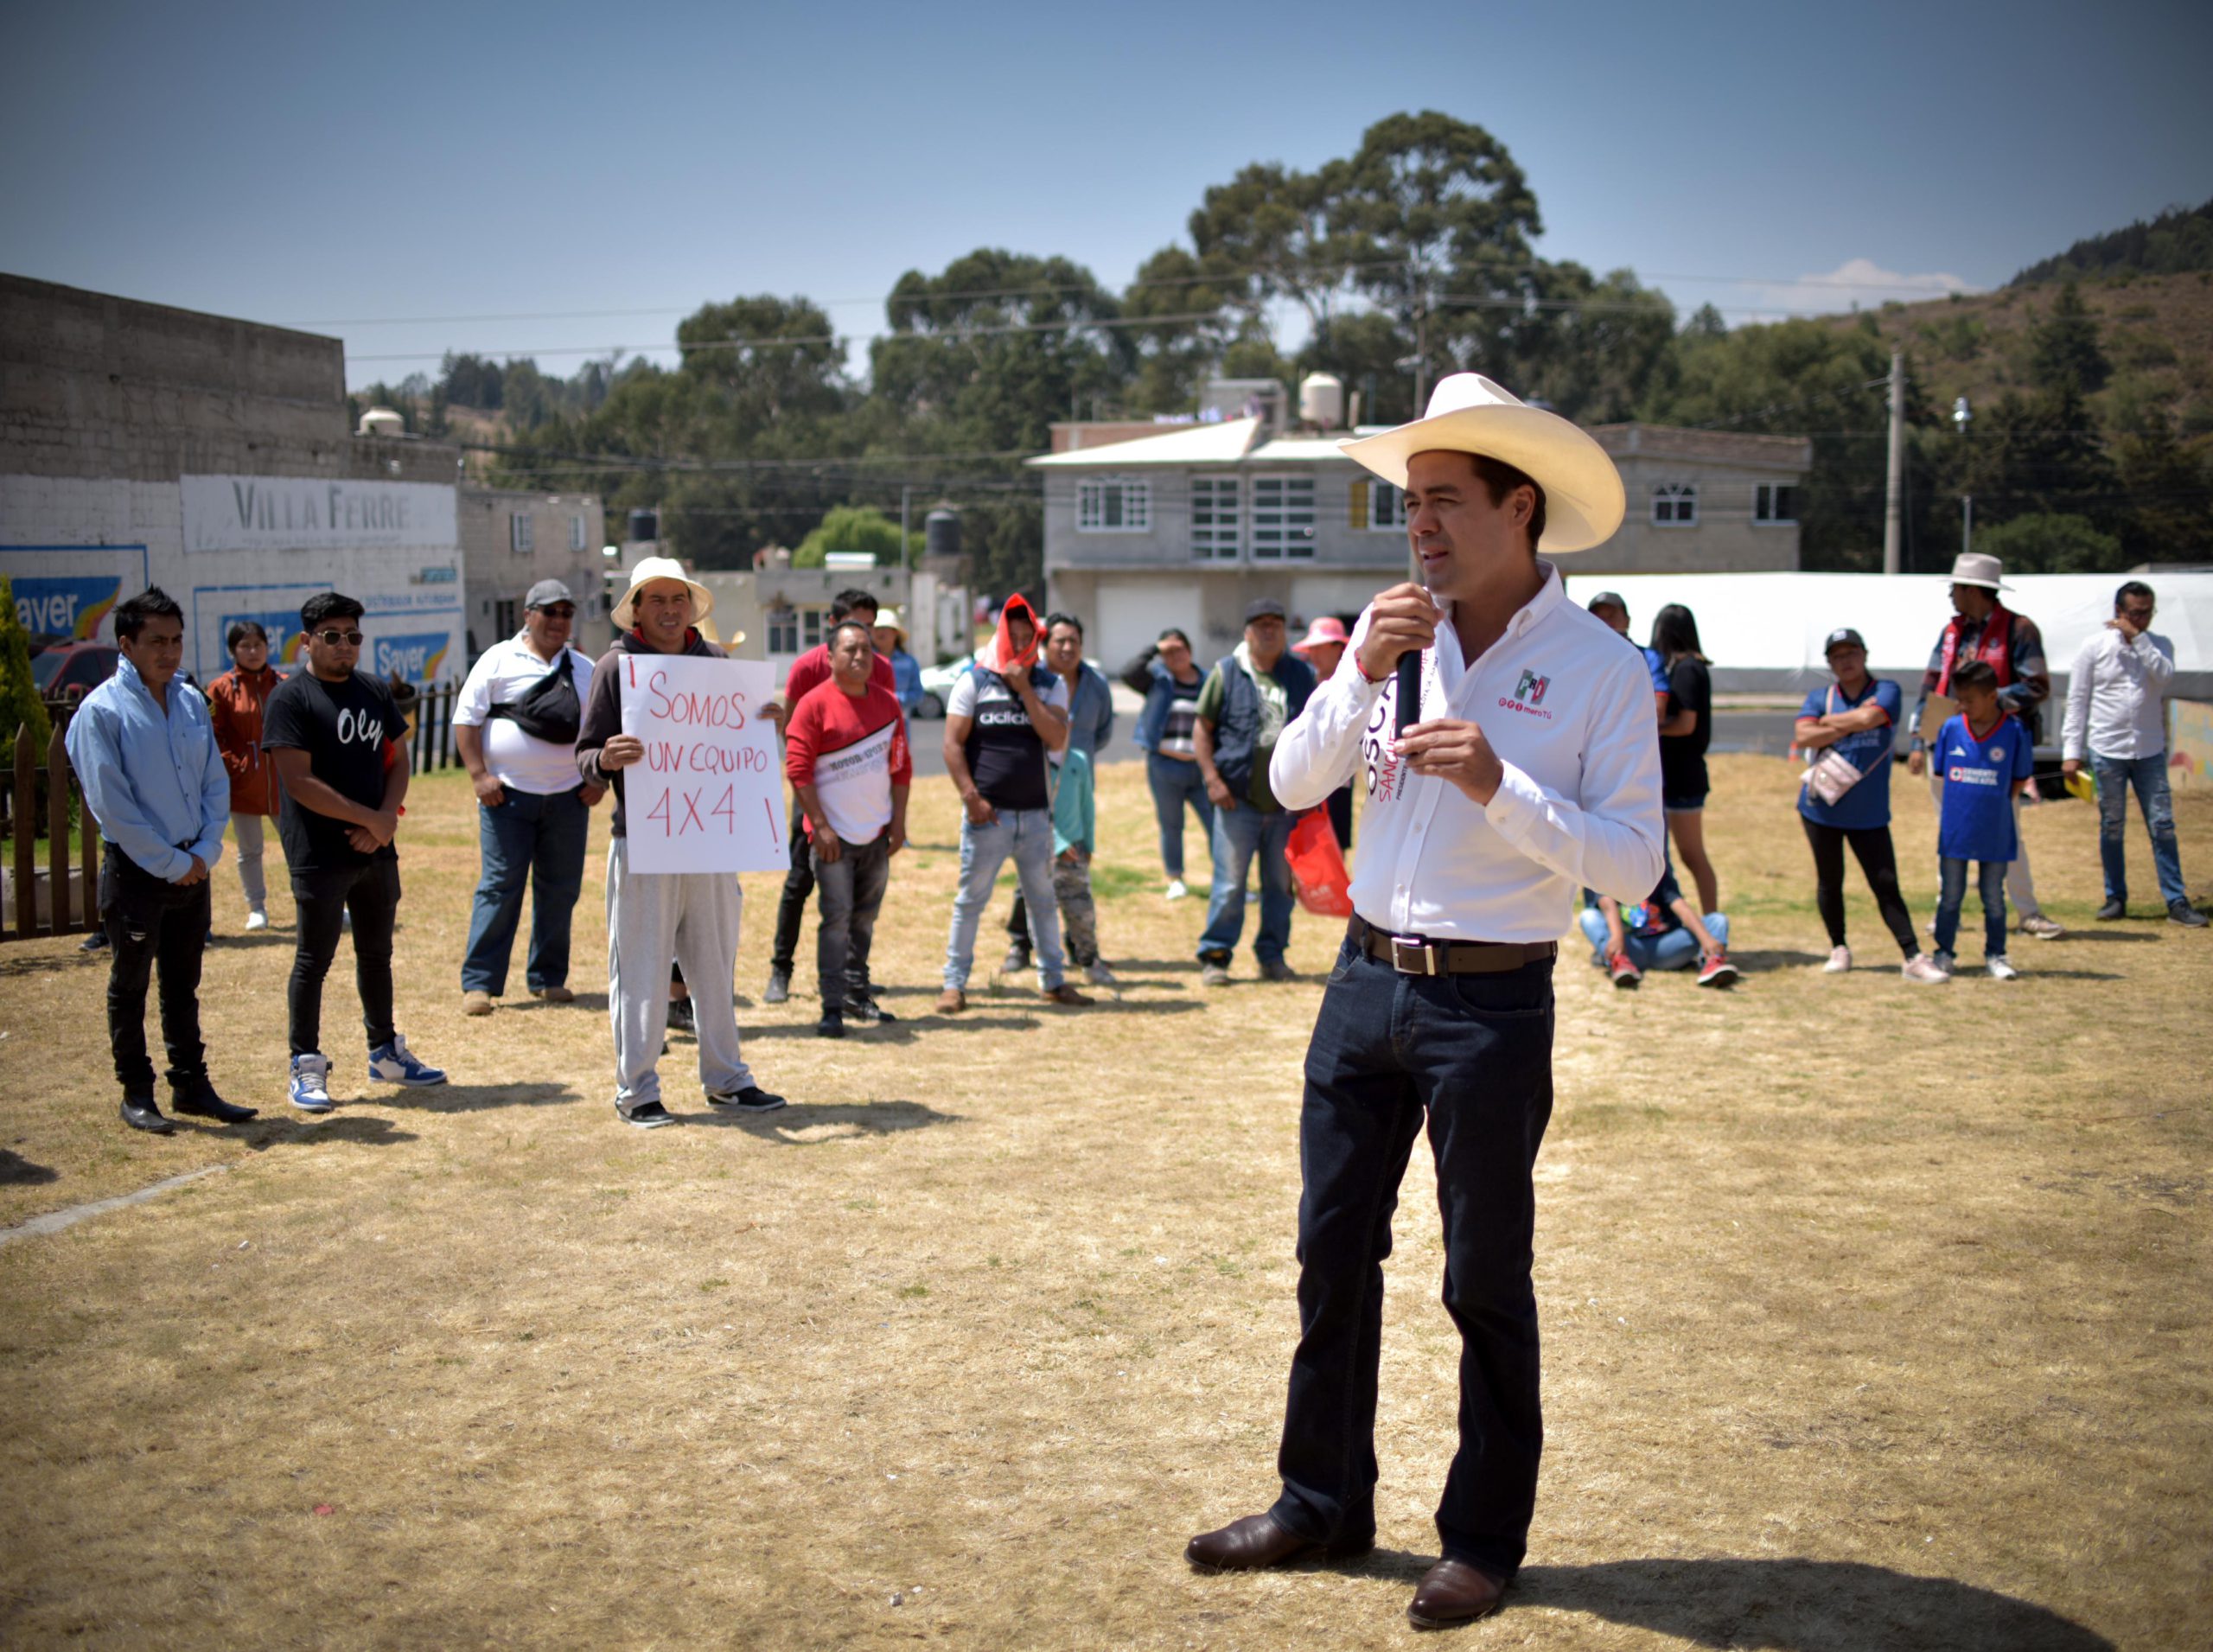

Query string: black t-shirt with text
[262,668,409,872]
[1660,655,1712,800]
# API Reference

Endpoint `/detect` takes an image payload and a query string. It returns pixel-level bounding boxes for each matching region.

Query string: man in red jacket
[783,620,911,1038]
[761,587,897,1005]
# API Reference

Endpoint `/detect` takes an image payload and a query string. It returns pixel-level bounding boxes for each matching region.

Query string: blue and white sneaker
[367,1034,447,1087]
[289,1053,333,1113]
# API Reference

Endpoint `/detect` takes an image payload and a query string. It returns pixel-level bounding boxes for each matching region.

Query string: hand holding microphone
[1363,583,1508,806]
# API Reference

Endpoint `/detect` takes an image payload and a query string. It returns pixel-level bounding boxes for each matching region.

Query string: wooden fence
[5,716,97,942]
[1,682,465,944]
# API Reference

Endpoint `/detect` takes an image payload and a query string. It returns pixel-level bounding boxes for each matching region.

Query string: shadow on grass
[399,1082,576,1113]
[1502,1557,2114,1651]
[204,929,294,949]
[1725,948,1830,973]
[261,1115,418,1148]
[0,947,100,979]
[2051,928,2160,944]
[691,1098,960,1142]
[0,1150,59,1186]
[741,1013,1043,1041]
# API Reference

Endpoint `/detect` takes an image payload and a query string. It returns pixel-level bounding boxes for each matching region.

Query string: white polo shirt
[453,635,595,795]
[1272,564,1667,944]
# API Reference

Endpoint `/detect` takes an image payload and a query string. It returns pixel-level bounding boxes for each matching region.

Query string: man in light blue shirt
[65,587,256,1133]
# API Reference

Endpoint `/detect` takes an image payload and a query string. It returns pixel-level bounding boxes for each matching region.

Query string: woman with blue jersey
[1794,628,1948,984]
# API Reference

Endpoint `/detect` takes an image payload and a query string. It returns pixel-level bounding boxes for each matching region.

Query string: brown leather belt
[1349,916,1557,977]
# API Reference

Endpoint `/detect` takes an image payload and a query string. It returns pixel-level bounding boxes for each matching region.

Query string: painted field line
[0,1164,232,1248]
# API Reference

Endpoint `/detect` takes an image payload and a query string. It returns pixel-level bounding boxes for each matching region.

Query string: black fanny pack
[488,655,581,744]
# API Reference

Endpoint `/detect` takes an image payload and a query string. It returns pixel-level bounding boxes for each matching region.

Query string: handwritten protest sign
[617,654,788,873]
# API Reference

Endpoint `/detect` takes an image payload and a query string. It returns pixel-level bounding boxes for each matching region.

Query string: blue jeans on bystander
[1196,804,1294,966]
[2091,751,2186,909]
[1145,752,1215,882]
[1935,857,2008,960]
[944,807,1065,991]
[460,785,590,996]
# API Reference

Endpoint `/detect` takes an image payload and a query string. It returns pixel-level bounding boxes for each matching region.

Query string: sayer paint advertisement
[0,546,150,645]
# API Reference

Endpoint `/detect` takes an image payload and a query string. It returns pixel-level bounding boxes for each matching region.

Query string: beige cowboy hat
[612,555,714,629]
[1946,551,2012,591]
[1338,373,1625,552]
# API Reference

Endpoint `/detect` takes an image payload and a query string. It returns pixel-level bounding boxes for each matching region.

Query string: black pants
[99,844,212,1095]
[290,855,401,1057]
[813,834,891,1011]
[1801,817,1917,957]
[1325,782,1354,852]
[1271,933,1556,1580]
[769,807,813,977]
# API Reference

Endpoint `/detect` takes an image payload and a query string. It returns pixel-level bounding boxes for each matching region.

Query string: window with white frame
[1650,483,1698,526]
[1077,477,1151,532]
[1753,483,1798,525]
[1190,475,1240,560]
[1349,478,1407,532]
[1250,475,1317,559]
[570,514,588,552]
[767,605,799,654]
[509,513,535,552]
[801,609,826,650]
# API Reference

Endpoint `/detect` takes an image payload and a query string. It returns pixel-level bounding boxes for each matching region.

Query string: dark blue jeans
[461,785,590,994]
[2092,752,2186,907]
[1270,934,1556,1580]
[1935,856,2008,960]
[1145,752,1214,881]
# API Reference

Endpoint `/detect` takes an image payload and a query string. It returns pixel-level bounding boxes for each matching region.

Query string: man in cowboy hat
[575,557,784,1128]
[1906,552,2063,940]
[1183,373,1666,1630]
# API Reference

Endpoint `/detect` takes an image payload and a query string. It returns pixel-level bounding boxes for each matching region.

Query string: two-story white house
[1031,395,1812,667]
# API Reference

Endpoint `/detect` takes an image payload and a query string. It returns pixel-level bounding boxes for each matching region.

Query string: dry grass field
[2,751,2209,1649]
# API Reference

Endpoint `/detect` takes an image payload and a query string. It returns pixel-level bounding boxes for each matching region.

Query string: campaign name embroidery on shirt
[1497,666,1554,721]
[1362,685,1406,802]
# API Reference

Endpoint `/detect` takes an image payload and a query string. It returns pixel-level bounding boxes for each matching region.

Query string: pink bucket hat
[1291,615,1350,655]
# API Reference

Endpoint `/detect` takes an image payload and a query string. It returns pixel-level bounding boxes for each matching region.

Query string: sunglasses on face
[315,629,365,646]
[534,605,577,619]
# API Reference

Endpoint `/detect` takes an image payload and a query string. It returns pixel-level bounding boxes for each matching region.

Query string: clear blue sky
[4,0,2208,390]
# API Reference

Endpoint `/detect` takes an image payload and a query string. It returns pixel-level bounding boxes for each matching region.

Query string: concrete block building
[2,274,468,684]
[460,488,606,660]
[1033,392,1811,667]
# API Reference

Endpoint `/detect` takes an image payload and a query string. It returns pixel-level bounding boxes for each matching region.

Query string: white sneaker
[244,909,269,932]
[1165,879,1189,902]
[1901,953,1949,985]
[288,1053,333,1112]
[1823,945,1853,973]
[2017,914,2066,941]
[1086,960,1117,986]
[1987,954,2020,980]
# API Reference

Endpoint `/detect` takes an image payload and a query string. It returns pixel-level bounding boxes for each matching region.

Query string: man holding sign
[577,558,785,1129]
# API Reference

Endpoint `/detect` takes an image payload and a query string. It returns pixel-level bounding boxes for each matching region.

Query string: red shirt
[783,678,911,844]
[783,643,896,706]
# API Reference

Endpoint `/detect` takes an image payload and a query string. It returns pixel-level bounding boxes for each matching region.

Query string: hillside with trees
[348,118,2213,593]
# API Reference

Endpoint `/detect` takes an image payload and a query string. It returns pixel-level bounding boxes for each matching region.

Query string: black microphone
[1395,648,1421,737]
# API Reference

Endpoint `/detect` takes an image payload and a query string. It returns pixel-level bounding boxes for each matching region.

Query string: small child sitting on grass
[1932,659,2035,980]
[1578,857,1737,989]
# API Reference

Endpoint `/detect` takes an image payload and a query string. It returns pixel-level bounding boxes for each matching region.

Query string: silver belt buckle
[1390,935,1439,977]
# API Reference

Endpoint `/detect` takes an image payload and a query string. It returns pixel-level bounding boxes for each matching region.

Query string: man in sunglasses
[263,590,449,1110]
[452,579,607,1015]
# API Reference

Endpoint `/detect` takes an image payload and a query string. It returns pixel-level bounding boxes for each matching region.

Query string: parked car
[913,653,973,720]
[31,643,118,701]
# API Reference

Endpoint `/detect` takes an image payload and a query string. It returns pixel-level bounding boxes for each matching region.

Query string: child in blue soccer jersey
[1931,660,2037,979]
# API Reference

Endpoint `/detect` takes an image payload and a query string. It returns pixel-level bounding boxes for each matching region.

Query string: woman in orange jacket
[205,621,284,930]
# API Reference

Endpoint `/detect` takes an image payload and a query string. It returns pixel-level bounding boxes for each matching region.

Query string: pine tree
[2029,281,2111,394]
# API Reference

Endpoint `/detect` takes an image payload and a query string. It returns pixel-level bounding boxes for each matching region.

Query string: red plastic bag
[1285,807,1355,918]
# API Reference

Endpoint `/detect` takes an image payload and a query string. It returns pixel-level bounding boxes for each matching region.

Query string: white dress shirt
[453,634,596,794]
[2062,627,2174,761]
[1272,564,1667,944]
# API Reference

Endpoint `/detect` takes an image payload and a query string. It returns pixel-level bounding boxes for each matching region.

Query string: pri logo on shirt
[1514,668,1551,705]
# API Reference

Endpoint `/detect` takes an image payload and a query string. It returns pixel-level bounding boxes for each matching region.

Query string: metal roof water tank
[627,508,660,543]
[925,507,961,564]
[357,406,406,438]
[1299,373,1345,430]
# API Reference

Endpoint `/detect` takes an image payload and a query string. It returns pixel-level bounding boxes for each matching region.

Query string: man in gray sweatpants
[576,558,786,1128]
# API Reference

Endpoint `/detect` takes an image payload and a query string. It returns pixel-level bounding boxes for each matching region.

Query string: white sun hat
[1946,552,2012,591]
[612,555,714,628]
[1338,373,1626,552]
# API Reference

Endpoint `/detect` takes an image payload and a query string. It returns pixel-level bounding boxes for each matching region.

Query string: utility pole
[1882,350,1904,576]
[1411,259,1429,411]
[1961,494,1973,558]
[900,484,912,564]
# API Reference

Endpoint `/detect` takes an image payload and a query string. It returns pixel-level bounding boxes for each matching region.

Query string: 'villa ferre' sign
[181,475,458,553]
